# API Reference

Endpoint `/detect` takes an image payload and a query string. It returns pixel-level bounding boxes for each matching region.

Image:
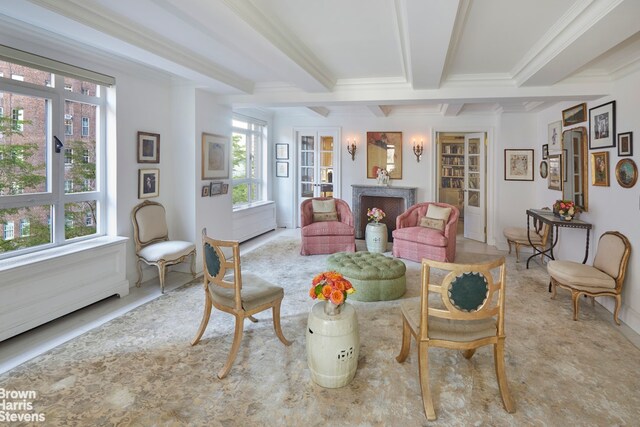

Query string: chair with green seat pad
[326,252,406,301]
[191,228,292,379]
[396,255,515,421]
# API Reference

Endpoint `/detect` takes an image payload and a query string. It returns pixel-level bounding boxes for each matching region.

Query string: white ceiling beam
[25,0,254,93]
[442,103,464,117]
[306,107,330,118]
[367,105,392,117]
[220,0,335,92]
[402,0,461,89]
[515,0,640,86]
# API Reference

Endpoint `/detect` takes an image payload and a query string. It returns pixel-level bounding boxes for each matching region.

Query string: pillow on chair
[419,217,446,231]
[426,205,452,222]
[312,199,338,222]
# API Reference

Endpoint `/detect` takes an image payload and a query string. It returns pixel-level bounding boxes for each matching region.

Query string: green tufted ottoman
[326,252,406,302]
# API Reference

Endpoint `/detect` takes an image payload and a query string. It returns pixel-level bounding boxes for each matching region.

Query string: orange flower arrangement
[309,271,355,305]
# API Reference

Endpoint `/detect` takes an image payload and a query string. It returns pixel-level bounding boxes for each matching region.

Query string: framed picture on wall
[138,168,159,198]
[591,151,609,186]
[589,101,616,149]
[547,154,562,191]
[562,103,587,127]
[548,121,562,151]
[276,143,289,160]
[276,161,289,178]
[366,131,402,179]
[137,131,160,163]
[210,182,223,196]
[615,159,638,188]
[542,144,548,160]
[618,132,633,156]
[504,149,534,181]
[202,133,229,179]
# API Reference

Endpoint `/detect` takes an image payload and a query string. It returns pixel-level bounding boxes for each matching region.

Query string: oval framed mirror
[561,127,588,212]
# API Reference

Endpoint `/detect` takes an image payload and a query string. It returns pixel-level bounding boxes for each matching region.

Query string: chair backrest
[420,256,507,341]
[593,231,631,287]
[131,200,169,251]
[201,228,242,309]
[300,197,353,227]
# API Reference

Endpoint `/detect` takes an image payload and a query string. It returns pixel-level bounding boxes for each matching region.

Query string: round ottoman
[326,252,406,302]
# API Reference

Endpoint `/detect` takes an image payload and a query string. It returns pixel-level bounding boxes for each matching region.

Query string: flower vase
[365,222,388,253]
[324,301,343,316]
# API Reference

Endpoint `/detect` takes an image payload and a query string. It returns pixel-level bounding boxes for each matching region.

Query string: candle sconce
[413,140,424,162]
[347,139,357,161]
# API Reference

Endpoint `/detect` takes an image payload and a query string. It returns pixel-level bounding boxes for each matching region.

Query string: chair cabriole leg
[191,291,212,346]
[418,341,436,421]
[272,299,292,346]
[218,314,244,379]
[396,315,411,363]
[613,295,622,325]
[494,340,515,413]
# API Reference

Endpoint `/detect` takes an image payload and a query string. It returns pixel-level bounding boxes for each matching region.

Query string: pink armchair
[300,197,356,255]
[392,202,459,263]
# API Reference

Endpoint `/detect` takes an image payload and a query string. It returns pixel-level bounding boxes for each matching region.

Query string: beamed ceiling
[1,0,639,116]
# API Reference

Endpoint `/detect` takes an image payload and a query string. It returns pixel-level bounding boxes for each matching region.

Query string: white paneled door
[463,133,486,242]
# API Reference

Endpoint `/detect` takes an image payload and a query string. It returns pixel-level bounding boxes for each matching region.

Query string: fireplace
[352,185,417,239]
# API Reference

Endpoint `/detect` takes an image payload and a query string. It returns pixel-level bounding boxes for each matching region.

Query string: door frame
[431,127,497,246]
[292,127,342,228]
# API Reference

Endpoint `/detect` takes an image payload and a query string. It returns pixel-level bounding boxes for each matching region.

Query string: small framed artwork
[138,168,159,199]
[562,103,587,127]
[615,159,637,189]
[548,154,562,191]
[589,101,616,149]
[276,161,289,178]
[617,132,633,157]
[137,131,160,163]
[504,149,534,181]
[202,133,229,179]
[276,143,289,160]
[201,185,210,197]
[548,121,562,151]
[539,161,548,178]
[542,144,548,160]
[591,151,609,186]
[210,182,223,196]
[222,183,229,194]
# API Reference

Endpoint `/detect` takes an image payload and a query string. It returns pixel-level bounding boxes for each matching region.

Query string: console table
[525,209,592,270]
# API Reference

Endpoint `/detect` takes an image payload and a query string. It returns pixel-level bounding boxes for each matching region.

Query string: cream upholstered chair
[191,228,292,379]
[396,256,514,421]
[131,200,196,293]
[548,231,631,325]
[503,222,550,262]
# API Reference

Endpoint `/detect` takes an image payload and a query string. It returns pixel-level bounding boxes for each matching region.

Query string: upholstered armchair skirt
[392,202,459,263]
[300,197,356,255]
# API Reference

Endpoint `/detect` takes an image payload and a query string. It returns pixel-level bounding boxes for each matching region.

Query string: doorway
[436,132,487,242]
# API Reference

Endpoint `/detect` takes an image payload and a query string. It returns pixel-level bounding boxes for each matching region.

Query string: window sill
[232,200,274,213]
[0,236,128,273]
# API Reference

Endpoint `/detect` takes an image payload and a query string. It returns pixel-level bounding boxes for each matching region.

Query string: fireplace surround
[351,185,417,239]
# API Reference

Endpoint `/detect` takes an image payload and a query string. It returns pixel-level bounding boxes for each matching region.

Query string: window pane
[0,61,53,87]
[232,133,247,179]
[64,100,97,193]
[0,205,52,253]
[0,91,48,195]
[64,77,98,97]
[65,201,97,239]
[232,183,248,205]
[250,133,257,179]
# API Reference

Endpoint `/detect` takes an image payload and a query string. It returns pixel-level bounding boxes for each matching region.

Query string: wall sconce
[413,139,424,162]
[347,138,357,161]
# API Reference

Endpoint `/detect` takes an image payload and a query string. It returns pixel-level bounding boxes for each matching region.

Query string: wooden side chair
[503,220,550,263]
[191,228,292,379]
[548,231,631,324]
[396,256,515,421]
[131,200,196,293]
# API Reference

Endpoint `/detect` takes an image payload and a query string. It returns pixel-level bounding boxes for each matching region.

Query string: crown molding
[393,0,411,85]
[220,0,335,92]
[26,0,254,93]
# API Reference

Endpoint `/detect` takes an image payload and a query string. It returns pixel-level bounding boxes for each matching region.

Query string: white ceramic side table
[365,222,388,253]
[306,301,359,388]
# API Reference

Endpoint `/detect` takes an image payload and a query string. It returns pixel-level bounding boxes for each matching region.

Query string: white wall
[533,70,640,332]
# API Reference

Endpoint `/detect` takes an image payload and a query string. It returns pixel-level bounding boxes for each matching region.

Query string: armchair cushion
[419,216,446,231]
[393,226,448,247]
[547,260,616,291]
[426,205,452,222]
[312,198,338,222]
[136,204,168,243]
[302,221,354,237]
[139,240,196,262]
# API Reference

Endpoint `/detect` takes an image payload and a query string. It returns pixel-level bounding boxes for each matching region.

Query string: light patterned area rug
[1,237,640,426]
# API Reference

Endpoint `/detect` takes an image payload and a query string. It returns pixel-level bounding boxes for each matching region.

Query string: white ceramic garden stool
[306,301,359,388]
[365,222,388,253]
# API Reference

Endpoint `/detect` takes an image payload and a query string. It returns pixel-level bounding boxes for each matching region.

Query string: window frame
[0,69,107,259]
[231,114,267,208]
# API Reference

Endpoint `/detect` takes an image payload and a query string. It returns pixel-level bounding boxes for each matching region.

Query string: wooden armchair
[396,255,515,420]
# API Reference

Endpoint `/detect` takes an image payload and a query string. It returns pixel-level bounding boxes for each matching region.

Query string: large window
[0,54,110,258]
[232,115,266,207]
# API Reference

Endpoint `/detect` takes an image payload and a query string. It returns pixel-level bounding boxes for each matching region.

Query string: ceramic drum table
[326,252,406,302]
